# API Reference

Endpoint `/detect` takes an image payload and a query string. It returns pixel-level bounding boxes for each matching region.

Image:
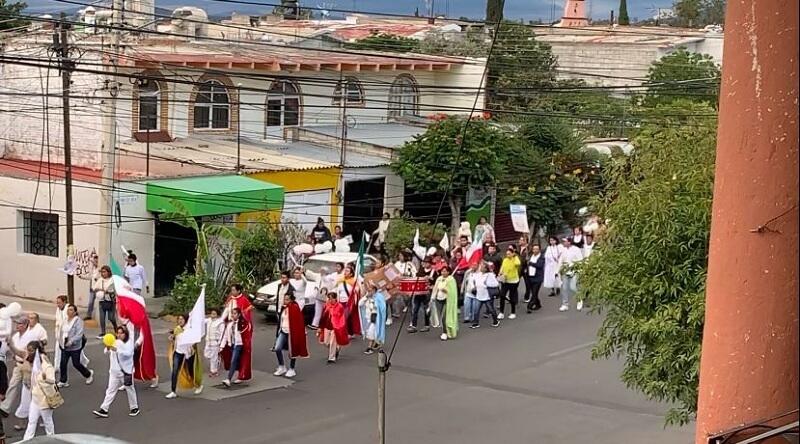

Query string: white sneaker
[85,370,94,385]
[497,313,505,320]
[57,382,69,388]
[118,386,125,392]
[222,379,231,387]
[149,376,159,389]
[233,379,242,385]
[273,366,287,377]
[440,333,448,341]
[508,314,517,320]
[559,304,569,312]
[194,385,204,395]
[385,318,393,326]
[576,300,584,311]
[285,368,296,378]
[165,392,177,399]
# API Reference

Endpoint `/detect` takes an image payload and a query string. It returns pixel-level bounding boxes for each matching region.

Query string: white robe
[543,245,565,289]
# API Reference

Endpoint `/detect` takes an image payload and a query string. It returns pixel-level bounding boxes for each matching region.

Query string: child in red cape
[317,291,349,364]
[273,294,309,378]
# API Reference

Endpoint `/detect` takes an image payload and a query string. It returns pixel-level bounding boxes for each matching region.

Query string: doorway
[153,219,197,297]
[343,178,385,243]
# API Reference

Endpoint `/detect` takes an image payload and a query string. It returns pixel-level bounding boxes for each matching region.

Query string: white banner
[509,204,529,234]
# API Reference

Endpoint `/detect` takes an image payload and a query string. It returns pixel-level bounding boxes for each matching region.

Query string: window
[193,81,230,129]
[22,211,59,257]
[333,77,365,106]
[388,74,419,117]
[266,80,300,128]
[138,80,160,131]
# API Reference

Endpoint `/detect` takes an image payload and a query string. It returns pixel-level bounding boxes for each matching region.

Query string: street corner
[153,370,294,401]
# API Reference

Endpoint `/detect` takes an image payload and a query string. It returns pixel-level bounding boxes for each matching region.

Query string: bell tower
[559,0,589,27]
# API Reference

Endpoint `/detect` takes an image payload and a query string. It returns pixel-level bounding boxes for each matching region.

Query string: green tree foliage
[392,116,510,238]
[700,0,726,25]
[418,30,489,57]
[618,0,630,24]
[499,117,603,235]
[578,101,718,426]
[644,48,721,108]
[0,0,28,30]
[486,0,504,24]
[233,217,282,291]
[384,216,447,259]
[346,32,421,53]
[673,0,702,27]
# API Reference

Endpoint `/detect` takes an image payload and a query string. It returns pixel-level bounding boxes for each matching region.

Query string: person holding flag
[112,275,158,389]
[166,312,203,399]
[221,284,253,382]
[432,266,459,341]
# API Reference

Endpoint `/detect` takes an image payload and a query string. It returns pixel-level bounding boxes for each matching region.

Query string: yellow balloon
[102,333,116,348]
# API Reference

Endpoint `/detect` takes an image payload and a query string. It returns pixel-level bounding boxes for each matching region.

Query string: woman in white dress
[543,236,564,297]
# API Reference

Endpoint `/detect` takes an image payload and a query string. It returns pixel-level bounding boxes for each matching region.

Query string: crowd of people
[0,216,600,442]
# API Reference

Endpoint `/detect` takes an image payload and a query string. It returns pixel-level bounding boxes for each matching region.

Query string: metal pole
[236,83,242,174]
[145,129,150,176]
[57,15,76,304]
[339,80,348,168]
[377,350,388,444]
[100,0,121,269]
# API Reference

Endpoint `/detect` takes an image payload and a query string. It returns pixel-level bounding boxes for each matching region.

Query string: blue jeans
[86,290,96,319]
[99,300,117,335]
[472,299,498,326]
[463,296,478,322]
[171,352,195,392]
[410,294,430,328]
[274,332,295,369]
[227,345,243,381]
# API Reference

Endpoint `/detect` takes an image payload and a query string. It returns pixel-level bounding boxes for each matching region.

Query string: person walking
[53,296,67,375]
[558,238,585,312]
[57,304,94,388]
[93,265,117,339]
[317,292,349,364]
[221,284,253,383]
[25,313,47,349]
[305,266,337,330]
[92,325,139,418]
[273,294,309,379]
[166,315,203,399]
[221,308,250,387]
[517,236,530,303]
[576,234,596,311]
[124,254,148,296]
[22,341,59,440]
[78,252,100,320]
[204,308,225,378]
[359,283,387,354]
[461,261,480,324]
[497,245,522,320]
[543,237,563,297]
[408,258,435,333]
[570,227,585,249]
[525,244,546,313]
[1,319,35,431]
[391,251,417,323]
[0,326,7,441]
[432,266,458,341]
[471,263,499,328]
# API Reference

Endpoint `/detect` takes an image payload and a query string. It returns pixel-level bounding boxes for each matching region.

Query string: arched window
[138,80,160,131]
[333,77,364,106]
[193,80,230,129]
[266,80,301,128]
[388,74,419,117]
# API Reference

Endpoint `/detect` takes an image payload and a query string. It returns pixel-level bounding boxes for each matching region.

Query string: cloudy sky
[24,0,661,22]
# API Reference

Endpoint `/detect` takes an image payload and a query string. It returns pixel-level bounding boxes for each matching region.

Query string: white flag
[177,286,205,347]
[439,232,450,251]
[32,350,42,379]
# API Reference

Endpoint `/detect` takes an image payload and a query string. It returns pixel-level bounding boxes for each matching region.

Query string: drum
[398,278,430,296]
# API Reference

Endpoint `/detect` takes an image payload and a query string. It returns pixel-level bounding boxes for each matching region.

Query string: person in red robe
[338,265,362,337]
[273,294,309,378]
[221,284,253,381]
[317,291,349,364]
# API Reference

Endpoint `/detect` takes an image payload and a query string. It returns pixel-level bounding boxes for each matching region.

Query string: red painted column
[695,1,799,443]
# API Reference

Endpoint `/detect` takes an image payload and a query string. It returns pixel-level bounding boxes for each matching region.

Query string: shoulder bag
[37,373,64,409]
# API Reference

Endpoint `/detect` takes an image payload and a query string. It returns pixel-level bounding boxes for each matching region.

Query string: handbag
[487,286,500,298]
[114,349,133,387]
[37,375,64,409]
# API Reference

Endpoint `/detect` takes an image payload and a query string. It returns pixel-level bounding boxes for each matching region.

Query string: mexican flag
[354,231,369,282]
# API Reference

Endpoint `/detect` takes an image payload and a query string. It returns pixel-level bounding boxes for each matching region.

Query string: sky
[23,0,660,22]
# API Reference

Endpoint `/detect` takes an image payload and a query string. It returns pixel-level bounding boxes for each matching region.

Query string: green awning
[146,175,284,217]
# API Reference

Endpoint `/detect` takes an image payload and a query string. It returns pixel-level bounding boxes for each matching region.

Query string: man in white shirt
[124,254,149,295]
[0,319,38,418]
[558,238,584,312]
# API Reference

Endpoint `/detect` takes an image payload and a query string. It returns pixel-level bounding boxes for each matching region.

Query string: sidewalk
[0,292,168,321]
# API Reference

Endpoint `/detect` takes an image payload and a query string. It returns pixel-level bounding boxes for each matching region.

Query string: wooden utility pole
[694,0,799,442]
[55,15,76,304]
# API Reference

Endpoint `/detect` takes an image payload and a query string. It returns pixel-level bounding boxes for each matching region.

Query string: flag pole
[377,349,388,444]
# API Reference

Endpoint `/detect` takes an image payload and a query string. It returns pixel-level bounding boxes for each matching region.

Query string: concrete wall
[111,181,156,293]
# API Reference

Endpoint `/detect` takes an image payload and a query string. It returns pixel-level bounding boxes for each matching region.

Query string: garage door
[282,190,333,230]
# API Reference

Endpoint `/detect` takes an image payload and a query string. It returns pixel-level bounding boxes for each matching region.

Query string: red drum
[398,278,429,296]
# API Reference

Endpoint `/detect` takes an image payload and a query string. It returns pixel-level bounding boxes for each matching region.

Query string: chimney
[559,0,589,27]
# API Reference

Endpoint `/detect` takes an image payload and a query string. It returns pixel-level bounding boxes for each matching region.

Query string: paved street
[6,294,693,444]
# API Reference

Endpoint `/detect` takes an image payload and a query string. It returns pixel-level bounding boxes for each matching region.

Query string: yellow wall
[239,167,341,226]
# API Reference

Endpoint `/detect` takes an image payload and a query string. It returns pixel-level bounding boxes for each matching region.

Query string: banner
[509,204,529,234]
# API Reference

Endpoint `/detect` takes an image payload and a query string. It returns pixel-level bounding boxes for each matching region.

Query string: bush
[234,217,282,292]
[384,217,447,259]
[165,271,225,315]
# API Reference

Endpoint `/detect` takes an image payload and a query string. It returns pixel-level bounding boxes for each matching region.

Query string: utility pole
[377,350,388,444]
[694,1,798,442]
[55,14,76,304]
[236,83,242,174]
[100,0,121,271]
[338,82,348,168]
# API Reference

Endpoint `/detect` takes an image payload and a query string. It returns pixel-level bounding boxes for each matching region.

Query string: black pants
[473,300,498,326]
[526,277,543,310]
[498,282,519,315]
[99,301,117,335]
[0,360,7,436]
[59,348,91,383]
[171,352,196,392]
[410,294,430,328]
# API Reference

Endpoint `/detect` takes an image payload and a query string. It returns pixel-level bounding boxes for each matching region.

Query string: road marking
[547,341,595,358]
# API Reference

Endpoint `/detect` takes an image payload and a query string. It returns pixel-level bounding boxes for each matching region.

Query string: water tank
[171,7,209,38]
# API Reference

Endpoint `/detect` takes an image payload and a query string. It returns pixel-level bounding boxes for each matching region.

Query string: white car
[252,252,378,319]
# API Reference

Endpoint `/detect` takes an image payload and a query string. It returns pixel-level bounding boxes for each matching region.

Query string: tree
[618,0,630,24]
[578,101,718,426]
[346,32,421,53]
[673,0,702,27]
[418,30,489,57]
[0,0,28,30]
[700,0,726,25]
[499,117,603,236]
[384,217,446,259]
[392,116,510,238]
[643,48,721,108]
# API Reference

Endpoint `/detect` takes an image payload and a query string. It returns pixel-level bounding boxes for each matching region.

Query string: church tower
[559,0,589,27]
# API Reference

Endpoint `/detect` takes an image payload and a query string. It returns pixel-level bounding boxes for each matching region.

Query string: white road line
[546,341,595,358]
